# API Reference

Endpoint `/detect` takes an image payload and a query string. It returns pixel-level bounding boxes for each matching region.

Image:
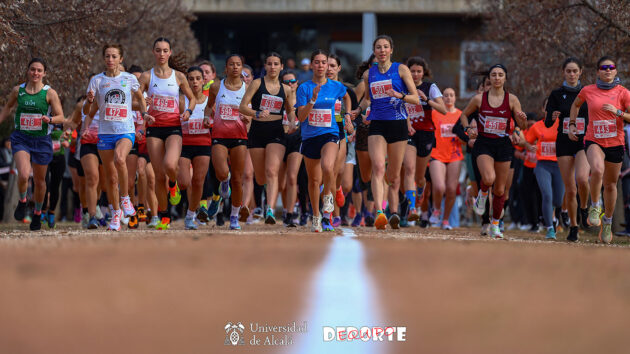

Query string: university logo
[224,322,246,346]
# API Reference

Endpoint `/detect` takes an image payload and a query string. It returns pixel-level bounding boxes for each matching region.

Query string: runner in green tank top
[0,58,64,230]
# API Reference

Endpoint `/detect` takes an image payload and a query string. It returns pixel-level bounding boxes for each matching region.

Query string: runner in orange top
[569,55,630,243]
[525,118,563,240]
[428,88,464,229]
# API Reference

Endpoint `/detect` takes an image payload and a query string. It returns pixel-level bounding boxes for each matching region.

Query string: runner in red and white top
[138,37,195,230]
[568,55,630,243]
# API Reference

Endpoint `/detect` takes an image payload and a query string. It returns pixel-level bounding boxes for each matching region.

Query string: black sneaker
[30,214,42,231]
[580,208,589,229]
[14,200,28,221]
[284,213,297,227]
[389,213,400,229]
[419,219,429,228]
[567,226,579,242]
[299,213,309,226]
[364,212,375,227]
[216,212,225,226]
[560,211,570,228]
[529,224,540,233]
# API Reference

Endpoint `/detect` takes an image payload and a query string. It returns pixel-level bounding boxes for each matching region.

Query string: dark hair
[526,112,538,121]
[76,95,87,103]
[128,65,143,74]
[443,87,457,96]
[356,54,376,80]
[102,43,123,57]
[562,57,582,70]
[281,70,297,80]
[489,63,508,75]
[187,66,203,76]
[197,60,216,73]
[406,56,431,78]
[153,37,171,49]
[225,54,244,65]
[597,55,615,68]
[243,64,253,72]
[372,34,394,50]
[265,52,283,65]
[27,57,47,72]
[310,49,328,63]
[328,53,341,67]
[152,37,188,73]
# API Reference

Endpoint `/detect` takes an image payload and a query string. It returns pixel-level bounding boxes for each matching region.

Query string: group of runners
[1,34,629,244]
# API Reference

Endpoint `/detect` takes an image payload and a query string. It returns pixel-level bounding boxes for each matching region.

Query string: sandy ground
[1,221,629,354]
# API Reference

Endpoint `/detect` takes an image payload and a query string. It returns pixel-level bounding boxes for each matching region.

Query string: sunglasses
[599,64,616,71]
[283,79,297,84]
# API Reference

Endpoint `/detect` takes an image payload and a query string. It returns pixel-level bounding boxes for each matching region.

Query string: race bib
[405,103,424,120]
[185,118,209,135]
[593,119,617,139]
[152,94,177,113]
[562,117,585,134]
[335,100,342,116]
[52,139,61,152]
[365,107,371,119]
[526,151,537,163]
[135,111,144,126]
[540,141,555,157]
[260,94,283,113]
[440,123,455,138]
[483,116,508,135]
[308,109,332,128]
[20,113,42,131]
[370,79,393,100]
[104,103,127,122]
[218,104,240,121]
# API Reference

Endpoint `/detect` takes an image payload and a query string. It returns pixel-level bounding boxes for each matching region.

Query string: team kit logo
[105,89,126,104]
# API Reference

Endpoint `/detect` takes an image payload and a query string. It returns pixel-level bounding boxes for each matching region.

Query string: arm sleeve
[544,92,556,128]
[130,74,140,92]
[429,84,442,100]
[451,118,469,143]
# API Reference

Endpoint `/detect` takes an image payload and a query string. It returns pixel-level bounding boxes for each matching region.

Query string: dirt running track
[1,222,630,354]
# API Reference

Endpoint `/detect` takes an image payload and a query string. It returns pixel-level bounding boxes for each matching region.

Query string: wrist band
[255,111,260,118]
[401,93,406,100]
[309,99,316,105]
[617,109,623,117]
[185,108,193,115]
[569,121,576,127]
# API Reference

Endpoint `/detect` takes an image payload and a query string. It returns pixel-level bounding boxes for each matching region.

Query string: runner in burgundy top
[458,64,527,239]
[568,56,630,243]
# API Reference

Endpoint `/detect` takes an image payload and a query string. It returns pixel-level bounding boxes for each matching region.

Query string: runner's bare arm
[239,79,261,117]
[509,93,527,130]
[429,96,447,115]
[397,64,420,105]
[296,84,321,123]
[342,92,354,135]
[0,86,19,124]
[567,96,584,141]
[46,88,65,124]
[459,94,481,130]
[178,71,195,121]
[204,81,220,127]
[81,102,99,138]
[65,100,84,133]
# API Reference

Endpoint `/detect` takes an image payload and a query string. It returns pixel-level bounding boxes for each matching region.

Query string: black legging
[521,166,542,226]
[202,160,221,200]
[297,160,309,215]
[43,154,66,212]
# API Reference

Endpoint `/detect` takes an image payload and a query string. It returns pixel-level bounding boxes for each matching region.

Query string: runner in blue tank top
[355,35,419,230]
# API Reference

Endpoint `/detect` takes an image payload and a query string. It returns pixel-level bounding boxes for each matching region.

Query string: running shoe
[88,216,99,230]
[121,196,136,217]
[529,224,541,233]
[400,216,409,228]
[239,205,250,222]
[168,183,181,206]
[14,200,28,221]
[137,207,147,223]
[253,207,263,219]
[587,206,602,227]
[364,212,375,227]
[197,206,209,223]
[489,224,504,239]
[599,221,613,244]
[311,215,323,233]
[545,227,556,240]
[322,193,334,214]
[145,209,153,224]
[335,186,345,207]
[560,211,570,229]
[332,216,342,228]
[285,213,297,228]
[265,207,276,225]
[246,214,254,225]
[408,207,420,222]
[108,210,121,231]
[419,212,430,229]
[480,223,490,236]
[374,211,388,230]
[429,210,441,225]
[185,215,198,230]
[230,215,241,230]
[82,212,90,229]
[30,214,42,231]
[579,208,589,229]
[208,197,222,218]
[219,173,231,199]
[96,207,107,226]
[121,215,129,226]
[292,213,299,226]
[299,213,309,226]
[389,213,400,229]
[156,217,171,230]
[322,216,334,231]
[128,214,138,229]
[442,221,453,230]
[499,219,505,233]
[147,216,160,228]
[216,212,225,226]
[473,193,487,216]
[74,208,82,223]
[615,230,630,237]
[567,226,579,242]
[351,213,363,227]
[47,212,56,229]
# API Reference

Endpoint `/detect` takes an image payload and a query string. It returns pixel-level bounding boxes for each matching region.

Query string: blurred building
[187,0,489,97]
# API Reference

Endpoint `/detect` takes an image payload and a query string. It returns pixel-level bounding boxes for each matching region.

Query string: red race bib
[260,94,283,113]
[308,109,332,128]
[593,119,617,139]
[562,117,585,134]
[483,116,507,135]
[20,113,42,131]
[370,79,393,100]
[152,95,177,113]
[104,103,127,122]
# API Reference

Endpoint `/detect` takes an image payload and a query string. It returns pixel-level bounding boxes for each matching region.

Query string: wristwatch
[617,109,623,117]
[185,108,193,115]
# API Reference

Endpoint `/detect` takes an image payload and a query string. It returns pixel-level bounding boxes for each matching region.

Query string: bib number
[593,119,617,139]
[440,123,455,138]
[104,103,127,122]
[20,113,42,131]
[152,95,177,113]
[483,116,508,135]
[540,142,555,157]
[218,104,240,121]
[334,100,342,116]
[185,118,209,135]
[52,140,61,152]
[308,109,332,128]
[370,80,393,100]
[260,94,283,114]
[405,103,424,120]
[562,117,585,134]
[526,151,537,163]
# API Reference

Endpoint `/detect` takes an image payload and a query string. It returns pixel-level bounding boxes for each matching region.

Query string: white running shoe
[473,193,487,216]
[147,216,159,227]
[311,215,323,233]
[121,196,136,217]
[480,223,490,236]
[490,224,504,239]
[322,193,334,214]
[441,221,453,230]
[429,210,441,225]
[108,210,122,231]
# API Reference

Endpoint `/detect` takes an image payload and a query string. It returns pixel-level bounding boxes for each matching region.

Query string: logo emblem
[562,94,567,99]
[153,84,158,87]
[499,110,506,114]
[105,89,126,104]
[224,322,245,346]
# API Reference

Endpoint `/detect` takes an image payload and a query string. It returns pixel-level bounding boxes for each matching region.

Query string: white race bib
[562,117,585,134]
[308,109,332,128]
[540,142,555,157]
[20,113,42,131]
[152,95,177,113]
[440,123,455,138]
[104,103,127,122]
[483,116,508,135]
[593,119,617,139]
[370,79,393,100]
[260,94,283,114]
[218,104,240,121]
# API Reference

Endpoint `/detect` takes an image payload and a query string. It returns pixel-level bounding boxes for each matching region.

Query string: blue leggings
[534,160,565,228]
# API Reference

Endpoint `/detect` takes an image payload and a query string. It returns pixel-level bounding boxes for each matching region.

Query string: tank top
[213,79,249,140]
[408,81,436,131]
[367,62,408,121]
[147,68,180,127]
[181,96,211,146]
[251,77,286,117]
[478,90,512,138]
[133,111,146,145]
[14,83,52,137]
